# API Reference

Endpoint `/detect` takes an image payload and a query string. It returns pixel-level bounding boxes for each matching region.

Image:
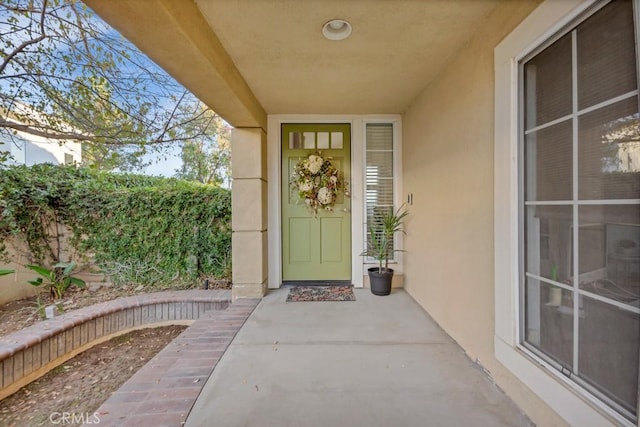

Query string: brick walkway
[92,298,260,427]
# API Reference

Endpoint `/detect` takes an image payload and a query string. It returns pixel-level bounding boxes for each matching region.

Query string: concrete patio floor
[185,288,533,427]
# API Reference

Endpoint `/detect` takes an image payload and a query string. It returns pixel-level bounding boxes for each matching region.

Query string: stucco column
[231,128,268,300]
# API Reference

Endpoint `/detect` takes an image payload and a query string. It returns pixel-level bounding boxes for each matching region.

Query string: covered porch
[184,288,530,427]
[84,1,640,426]
[91,288,531,427]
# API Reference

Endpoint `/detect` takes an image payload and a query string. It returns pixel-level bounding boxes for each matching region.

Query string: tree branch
[0,0,48,75]
[0,119,92,142]
[152,90,188,144]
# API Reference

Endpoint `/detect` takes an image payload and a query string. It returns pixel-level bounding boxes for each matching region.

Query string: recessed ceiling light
[322,19,352,41]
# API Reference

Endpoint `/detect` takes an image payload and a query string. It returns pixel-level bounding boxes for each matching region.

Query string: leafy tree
[175,108,231,187]
[82,142,152,173]
[0,0,215,169]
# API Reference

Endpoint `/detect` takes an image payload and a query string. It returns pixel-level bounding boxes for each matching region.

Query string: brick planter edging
[0,289,232,401]
[94,298,260,427]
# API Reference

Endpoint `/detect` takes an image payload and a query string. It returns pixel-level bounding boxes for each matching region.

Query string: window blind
[365,123,394,256]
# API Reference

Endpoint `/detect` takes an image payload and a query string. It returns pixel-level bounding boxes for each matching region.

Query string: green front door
[282,123,351,281]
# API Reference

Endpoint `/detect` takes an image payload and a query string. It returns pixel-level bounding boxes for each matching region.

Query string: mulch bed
[286,286,356,302]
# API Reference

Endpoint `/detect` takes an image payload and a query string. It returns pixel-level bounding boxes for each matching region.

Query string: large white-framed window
[521,0,639,421]
[496,1,639,426]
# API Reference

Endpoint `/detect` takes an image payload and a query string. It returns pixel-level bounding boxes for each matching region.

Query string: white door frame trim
[267,114,402,289]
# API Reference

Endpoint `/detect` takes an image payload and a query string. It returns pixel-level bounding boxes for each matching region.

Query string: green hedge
[0,164,231,285]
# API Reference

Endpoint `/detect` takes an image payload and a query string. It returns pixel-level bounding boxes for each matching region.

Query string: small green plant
[32,293,64,319]
[0,269,14,276]
[361,204,409,273]
[33,293,46,319]
[26,262,86,300]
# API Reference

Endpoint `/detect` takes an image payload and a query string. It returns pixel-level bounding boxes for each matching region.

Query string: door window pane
[289,132,302,149]
[317,132,329,149]
[331,132,343,149]
[303,132,315,149]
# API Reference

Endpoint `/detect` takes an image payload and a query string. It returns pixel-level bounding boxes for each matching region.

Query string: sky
[138,142,183,177]
[0,1,222,180]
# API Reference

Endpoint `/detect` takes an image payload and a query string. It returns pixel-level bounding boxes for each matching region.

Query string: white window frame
[494,1,639,426]
[362,119,404,270]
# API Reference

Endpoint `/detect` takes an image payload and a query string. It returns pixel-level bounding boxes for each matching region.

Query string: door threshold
[282,280,352,287]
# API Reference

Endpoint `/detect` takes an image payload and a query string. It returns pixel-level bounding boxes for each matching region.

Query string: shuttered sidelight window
[365,123,395,259]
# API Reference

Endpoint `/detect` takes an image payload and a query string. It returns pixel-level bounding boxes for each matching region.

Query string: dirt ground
[0,280,231,426]
[0,284,142,337]
[0,325,186,427]
[0,280,230,337]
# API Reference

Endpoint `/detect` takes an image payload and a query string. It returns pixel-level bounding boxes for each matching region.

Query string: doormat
[286,286,356,302]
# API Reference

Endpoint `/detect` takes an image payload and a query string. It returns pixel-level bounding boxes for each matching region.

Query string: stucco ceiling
[85,0,501,127]
[195,0,500,115]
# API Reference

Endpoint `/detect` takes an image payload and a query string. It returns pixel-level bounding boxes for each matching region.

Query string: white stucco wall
[0,132,82,166]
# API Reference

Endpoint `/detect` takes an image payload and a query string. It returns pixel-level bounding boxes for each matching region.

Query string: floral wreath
[291,152,348,215]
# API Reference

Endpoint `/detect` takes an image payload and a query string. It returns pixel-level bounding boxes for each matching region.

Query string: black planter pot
[368,267,394,296]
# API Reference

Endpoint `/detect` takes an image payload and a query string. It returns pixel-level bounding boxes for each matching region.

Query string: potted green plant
[361,205,408,296]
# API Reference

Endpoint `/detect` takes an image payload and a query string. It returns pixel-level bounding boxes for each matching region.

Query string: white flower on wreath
[299,180,313,192]
[307,155,323,174]
[330,175,338,184]
[317,187,333,205]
